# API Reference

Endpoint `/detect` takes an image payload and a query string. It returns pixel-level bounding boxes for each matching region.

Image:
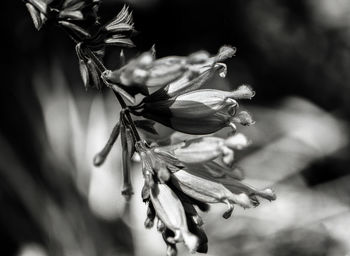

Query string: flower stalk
[24,2,277,254]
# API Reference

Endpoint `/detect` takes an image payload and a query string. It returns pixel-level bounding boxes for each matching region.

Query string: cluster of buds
[25,3,276,255]
[130,134,276,254]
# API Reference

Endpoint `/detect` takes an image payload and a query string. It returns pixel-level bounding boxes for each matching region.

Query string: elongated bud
[93,121,120,166]
[222,179,277,202]
[150,183,199,252]
[120,124,134,200]
[105,52,186,88]
[155,137,222,164]
[86,59,102,89]
[155,136,237,166]
[79,59,90,89]
[171,170,255,213]
[148,62,224,102]
[186,163,276,203]
[140,45,236,103]
[143,89,239,119]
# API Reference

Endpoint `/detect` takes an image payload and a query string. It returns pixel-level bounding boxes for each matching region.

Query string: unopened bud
[150,183,199,252]
[171,170,255,212]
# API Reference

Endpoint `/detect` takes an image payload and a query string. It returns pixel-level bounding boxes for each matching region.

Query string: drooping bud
[104,52,186,90]
[183,163,276,204]
[150,183,199,253]
[154,135,249,166]
[120,123,134,200]
[185,161,244,181]
[140,89,239,119]
[155,137,224,164]
[93,121,120,167]
[171,169,256,218]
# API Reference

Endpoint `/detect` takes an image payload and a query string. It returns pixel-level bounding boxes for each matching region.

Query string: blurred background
[2,0,350,255]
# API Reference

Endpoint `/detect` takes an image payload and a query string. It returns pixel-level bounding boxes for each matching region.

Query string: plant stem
[61,25,143,145]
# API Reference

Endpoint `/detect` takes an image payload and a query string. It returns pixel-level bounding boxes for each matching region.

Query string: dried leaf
[105,5,134,32]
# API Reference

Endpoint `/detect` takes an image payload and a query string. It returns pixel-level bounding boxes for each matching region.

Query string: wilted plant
[24,0,276,254]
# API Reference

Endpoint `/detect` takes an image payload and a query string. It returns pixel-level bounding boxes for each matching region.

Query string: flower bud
[185,163,276,203]
[142,89,239,119]
[142,46,236,102]
[171,170,255,213]
[155,137,224,164]
[104,52,186,89]
[93,121,120,167]
[150,183,199,252]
